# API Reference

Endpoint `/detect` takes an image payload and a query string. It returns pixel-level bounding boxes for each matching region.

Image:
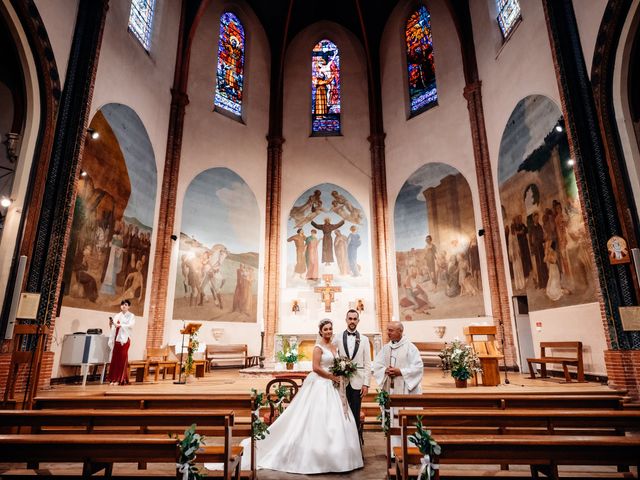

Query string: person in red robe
[107,299,135,385]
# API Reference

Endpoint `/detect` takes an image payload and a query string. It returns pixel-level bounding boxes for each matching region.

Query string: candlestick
[259,331,265,369]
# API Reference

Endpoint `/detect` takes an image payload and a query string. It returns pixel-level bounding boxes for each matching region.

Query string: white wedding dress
[251,343,363,474]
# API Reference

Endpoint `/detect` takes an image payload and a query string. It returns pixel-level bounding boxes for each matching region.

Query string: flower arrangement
[172,423,206,480]
[408,416,441,480]
[439,339,482,381]
[329,356,358,383]
[375,389,390,434]
[276,338,304,365]
[183,331,200,377]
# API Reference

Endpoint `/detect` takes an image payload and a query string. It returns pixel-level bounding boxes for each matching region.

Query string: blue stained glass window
[128,0,155,51]
[406,5,437,115]
[497,0,521,38]
[311,39,341,135]
[214,12,245,117]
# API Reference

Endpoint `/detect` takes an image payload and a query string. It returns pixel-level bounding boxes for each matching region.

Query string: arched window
[496,0,521,38]
[128,0,156,51]
[311,39,341,135]
[214,12,245,118]
[406,5,437,115]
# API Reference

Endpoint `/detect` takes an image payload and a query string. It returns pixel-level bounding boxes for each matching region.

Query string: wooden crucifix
[314,274,341,312]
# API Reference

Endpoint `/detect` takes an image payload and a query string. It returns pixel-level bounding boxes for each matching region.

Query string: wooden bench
[413,342,445,368]
[0,409,242,479]
[32,394,257,479]
[383,393,626,479]
[394,435,640,480]
[0,433,243,479]
[206,344,257,370]
[527,341,585,382]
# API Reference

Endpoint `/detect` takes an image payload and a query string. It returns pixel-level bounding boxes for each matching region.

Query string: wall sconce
[0,196,13,208]
[86,128,99,140]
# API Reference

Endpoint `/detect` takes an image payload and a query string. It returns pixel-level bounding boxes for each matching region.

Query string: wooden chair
[263,378,300,425]
[463,325,503,386]
[146,347,178,382]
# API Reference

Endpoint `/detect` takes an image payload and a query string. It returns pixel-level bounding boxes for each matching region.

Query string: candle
[259,317,265,333]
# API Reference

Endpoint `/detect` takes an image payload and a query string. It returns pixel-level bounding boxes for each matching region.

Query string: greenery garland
[184,331,200,376]
[251,388,270,440]
[375,389,390,434]
[408,416,441,480]
[173,423,206,480]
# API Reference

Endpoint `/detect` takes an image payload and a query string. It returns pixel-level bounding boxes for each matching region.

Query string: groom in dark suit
[336,309,371,430]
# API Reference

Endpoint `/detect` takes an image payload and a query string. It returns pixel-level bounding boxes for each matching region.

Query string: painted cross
[314,274,341,312]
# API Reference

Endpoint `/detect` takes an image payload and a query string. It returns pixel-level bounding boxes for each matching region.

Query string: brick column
[263,135,284,359]
[368,133,393,339]
[463,81,516,368]
[147,88,189,350]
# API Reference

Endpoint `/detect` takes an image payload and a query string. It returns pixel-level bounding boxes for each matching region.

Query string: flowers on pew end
[375,389,390,434]
[408,416,441,480]
[439,338,482,381]
[251,388,270,440]
[276,338,305,365]
[173,423,206,480]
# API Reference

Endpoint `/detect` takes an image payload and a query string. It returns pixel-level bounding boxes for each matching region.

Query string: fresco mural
[286,184,369,288]
[173,168,259,322]
[394,163,484,320]
[62,104,157,316]
[498,95,597,310]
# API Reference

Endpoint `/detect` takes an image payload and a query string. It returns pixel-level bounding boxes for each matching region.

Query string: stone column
[263,135,284,359]
[147,88,189,350]
[368,133,393,338]
[543,0,640,397]
[463,81,516,368]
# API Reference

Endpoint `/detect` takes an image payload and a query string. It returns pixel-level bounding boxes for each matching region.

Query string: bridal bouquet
[329,356,358,381]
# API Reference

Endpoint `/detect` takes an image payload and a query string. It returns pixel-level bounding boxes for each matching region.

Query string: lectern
[463,325,503,386]
[175,322,201,384]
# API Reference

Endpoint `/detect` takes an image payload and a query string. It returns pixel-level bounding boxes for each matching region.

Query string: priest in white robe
[372,321,424,395]
[372,321,424,450]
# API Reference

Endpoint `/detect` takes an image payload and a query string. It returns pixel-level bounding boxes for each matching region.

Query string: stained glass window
[311,39,341,135]
[214,12,245,118]
[406,5,437,115]
[128,0,156,51]
[497,0,521,38]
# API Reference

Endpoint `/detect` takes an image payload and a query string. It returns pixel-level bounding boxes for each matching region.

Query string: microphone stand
[174,321,186,384]
[498,318,510,384]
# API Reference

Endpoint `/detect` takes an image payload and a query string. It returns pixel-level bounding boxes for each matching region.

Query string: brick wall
[604,349,640,399]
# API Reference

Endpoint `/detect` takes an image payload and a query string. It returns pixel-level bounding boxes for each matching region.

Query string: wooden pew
[0,434,243,479]
[395,408,640,479]
[32,394,257,479]
[527,341,585,382]
[0,409,242,479]
[394,435,640,480]
[205,344,257,370]
[383,393,625,479]
[413,342,445,368]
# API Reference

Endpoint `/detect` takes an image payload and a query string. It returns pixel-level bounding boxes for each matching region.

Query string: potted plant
[276,338,303,370]
[440,339,482,388]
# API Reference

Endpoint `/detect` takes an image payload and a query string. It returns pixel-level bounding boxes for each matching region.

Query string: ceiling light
[0,197,12,208]
[567,159,575,167]
[80,170,88,177]
[87,128,99,140]
[555,125,563,132]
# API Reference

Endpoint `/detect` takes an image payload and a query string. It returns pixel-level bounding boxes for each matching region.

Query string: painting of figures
[286,184,369,288]
[62,104,157,316]
[173,168,259,322]
[394,163,484,320]
[498,95,597,310]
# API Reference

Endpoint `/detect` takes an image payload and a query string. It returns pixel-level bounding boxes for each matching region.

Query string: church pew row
[31,395,257,479]
[383,393,628,479]
[394,408,640,480]
[393,435,640,480]
[0,434,243,479]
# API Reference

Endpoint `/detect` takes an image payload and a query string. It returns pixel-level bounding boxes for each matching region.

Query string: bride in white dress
[252,319,363,474]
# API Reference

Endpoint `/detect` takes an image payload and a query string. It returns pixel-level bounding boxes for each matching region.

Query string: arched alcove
[61,103,157,316]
